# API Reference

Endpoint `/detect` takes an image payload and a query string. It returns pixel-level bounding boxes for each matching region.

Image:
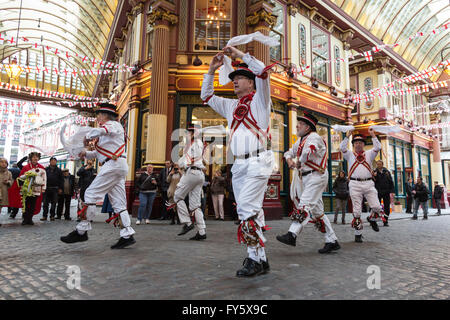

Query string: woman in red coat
[8,152,46,225]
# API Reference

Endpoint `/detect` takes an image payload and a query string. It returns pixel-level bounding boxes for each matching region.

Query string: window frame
[310,21,331,86]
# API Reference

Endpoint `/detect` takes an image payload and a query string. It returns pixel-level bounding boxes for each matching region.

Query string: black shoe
[60,230,88,244]
[367,217,379,232]
[355,235,363,243]
[9,214,15,219]
[170,220,175,225]
[276,232,296,247]
[178,223,194,236]
[50,217,55,221]
[111,236,136,249]
[21,220,27,226]
[318,241,341,253]
[423,216,428,220]
[411,216,418,220]
[40,217,47,221]
[383,222,389,227]
[64,217,72,221]
[260,259,270,274]
[189,232,206,240]
[342,220,346,225]
[234,220,240,225]
[55,216,61,220]
[236,258,262,277]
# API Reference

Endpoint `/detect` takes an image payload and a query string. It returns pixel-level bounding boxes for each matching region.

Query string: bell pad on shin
[351,217,363,230]
[237,218,264,247]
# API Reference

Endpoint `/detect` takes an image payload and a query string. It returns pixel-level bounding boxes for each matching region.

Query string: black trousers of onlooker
[378,193,391,220]
[80,188,87,202]
[23,196,37,224]
[406,195,413,213]
[160,190,169,219]
[42,187,59,218]
[57,194,72,219]
[8,207,19,218]
[435,198,442,214]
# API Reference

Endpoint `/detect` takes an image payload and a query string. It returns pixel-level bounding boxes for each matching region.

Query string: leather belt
[101,155,125,165]
[189,166,202,171]
[350,177,372,182]
[235,148,270,160]
[301,170,314,177]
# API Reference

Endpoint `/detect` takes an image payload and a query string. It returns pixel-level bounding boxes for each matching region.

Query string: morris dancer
[340,129,384,243]
[276,113,340,253]
[60,103,136,249]
[174,123,207,240]
[201,46,274,277]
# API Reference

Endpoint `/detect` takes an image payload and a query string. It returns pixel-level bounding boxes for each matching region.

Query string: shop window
[395,146,404,195]
[194,0,232,51]
[270,110,286,191]
[299,24,307,67]
[363,77,373,109]
[311,25,329,83]
[270,1,285,62]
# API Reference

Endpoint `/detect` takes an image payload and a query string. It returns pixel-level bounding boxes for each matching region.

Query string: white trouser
[174,168,206,235]
[349,179,382,235]
[288,170,338,243]
[76,158,135,238]
[232,150,274,262]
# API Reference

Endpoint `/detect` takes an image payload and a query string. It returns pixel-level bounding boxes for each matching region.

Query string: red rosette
[356,154,365,162]
[233,103,249,121]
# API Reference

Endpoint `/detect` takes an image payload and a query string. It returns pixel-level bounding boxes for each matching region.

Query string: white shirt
[200,53,271,157]
[178,138,205,169]
[284,132,327,174]
[340,136,381,179]
[85,120,127,163]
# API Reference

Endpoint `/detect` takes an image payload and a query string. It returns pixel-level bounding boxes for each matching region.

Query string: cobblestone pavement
[0,205,449,300]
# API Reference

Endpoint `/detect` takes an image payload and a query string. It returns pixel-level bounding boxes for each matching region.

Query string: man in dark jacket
[412,176,429,220]
[405,178,414,213]
[158,160,172,220]
[135,164,158,224]
[77,159,96,202]
[8,162,21,218]
[56,169,76,220]
[41,157,64,221]
[433,182,443,216]
[373,160,395,226]
[332,171,349,224]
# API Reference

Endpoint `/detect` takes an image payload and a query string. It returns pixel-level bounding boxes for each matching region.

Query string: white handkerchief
[218,55,233,86]
[369,125,401,134]
[332,124,355,133]
[60,124,93,159]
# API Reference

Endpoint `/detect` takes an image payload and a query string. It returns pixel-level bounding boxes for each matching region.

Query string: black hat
[95,103,118,117]
[50,156,57,161]
[298,112,318,131]
[228,63,256,81]
[352,134,366,144]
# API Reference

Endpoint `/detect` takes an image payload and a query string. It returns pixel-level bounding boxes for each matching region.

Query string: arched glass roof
[0,0,118,96]
[332,0,449,74]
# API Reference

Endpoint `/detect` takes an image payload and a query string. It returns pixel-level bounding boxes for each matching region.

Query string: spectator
[210,169,226,220]
[167,163,182,225]
[0,158,13,213]
[77,159,96,202]
[332,171,349,224]
[41,157,64,221]
[433,181,443,216]
[8,152,46,226]
[405,178,414,213]
[8,162,21,218]
[412,176,429,220]
[135,164,158,225]
[201,171,210,215]
[56,169,75,220]
[158,160,172,220]
[373,160,395,226]
[101,194,114,218]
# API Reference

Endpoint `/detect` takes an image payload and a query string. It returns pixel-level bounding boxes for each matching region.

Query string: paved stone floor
[0,205,449,300]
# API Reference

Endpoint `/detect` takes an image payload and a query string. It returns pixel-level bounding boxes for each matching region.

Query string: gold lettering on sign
[199,80,220,87]
[274,88,281,95]
[315,104,329,112]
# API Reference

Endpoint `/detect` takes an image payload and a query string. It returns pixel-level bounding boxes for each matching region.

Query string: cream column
[146,8,177,165]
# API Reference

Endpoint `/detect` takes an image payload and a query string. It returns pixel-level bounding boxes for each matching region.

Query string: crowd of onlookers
[332,159,445,224]
[0,155,446,227]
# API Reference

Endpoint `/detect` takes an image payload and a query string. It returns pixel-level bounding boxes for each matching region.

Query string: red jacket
[8,163,45,215]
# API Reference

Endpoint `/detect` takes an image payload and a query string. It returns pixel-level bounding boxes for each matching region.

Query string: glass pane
[141,111,148,150]
[396,146,404,194]
[195,0,231,51]
[270,112,285,153]
[299,24,307,66]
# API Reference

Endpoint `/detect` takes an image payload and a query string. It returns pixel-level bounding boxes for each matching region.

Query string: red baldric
[296,133,328,174]
[95,143,125,160]
[348,152,373,178]
[229,92,270,147]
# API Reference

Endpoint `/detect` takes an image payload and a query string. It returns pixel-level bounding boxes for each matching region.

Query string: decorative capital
[246,9,277,28]
[129,0,145,16]
[287,0,300,16]
[148,7,178,26]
